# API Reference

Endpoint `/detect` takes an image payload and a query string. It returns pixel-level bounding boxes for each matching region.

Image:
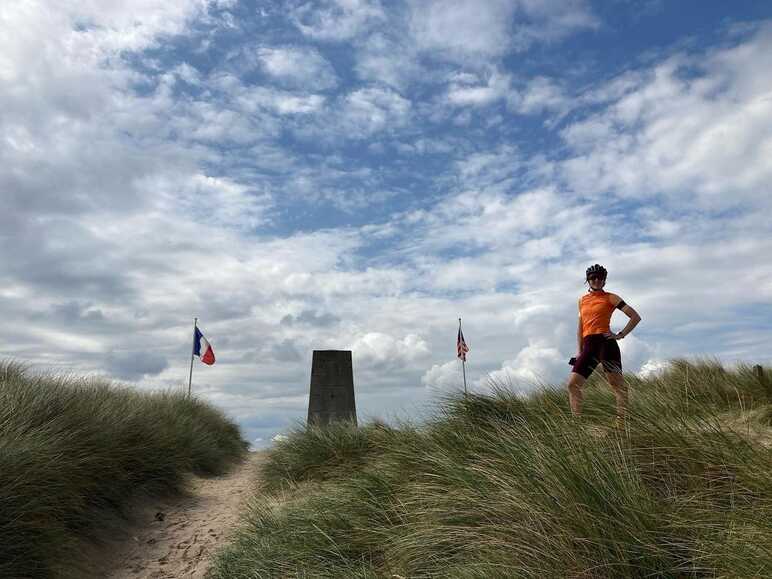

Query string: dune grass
[210,359,772,578]
[0,360,249,579]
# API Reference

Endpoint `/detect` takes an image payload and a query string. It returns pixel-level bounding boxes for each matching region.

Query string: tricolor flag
[457,327,469,362]
[194,327,216,365]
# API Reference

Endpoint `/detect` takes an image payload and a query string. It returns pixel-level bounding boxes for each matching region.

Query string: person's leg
[569,335,599,416]
[605,371,627,421]
[600,338,626,421]
[567,372,586,415]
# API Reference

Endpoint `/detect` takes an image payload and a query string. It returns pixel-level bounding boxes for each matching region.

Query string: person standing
[567,264,641,423]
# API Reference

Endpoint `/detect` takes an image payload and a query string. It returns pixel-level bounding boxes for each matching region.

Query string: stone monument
[307,350,357,426]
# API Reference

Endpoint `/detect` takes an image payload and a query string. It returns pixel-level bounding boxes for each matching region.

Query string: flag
[194,327,216,365]
[457,327,469,361]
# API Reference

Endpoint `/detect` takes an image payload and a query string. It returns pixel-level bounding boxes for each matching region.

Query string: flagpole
[187,317,197,398]
[459,318,467,397]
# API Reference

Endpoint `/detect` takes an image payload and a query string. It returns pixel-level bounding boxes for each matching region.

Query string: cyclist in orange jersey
[567,264,641,423]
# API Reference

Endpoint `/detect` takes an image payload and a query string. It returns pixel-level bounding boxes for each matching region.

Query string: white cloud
[202,78,412,143]
[400,185,600,260]
[1,1,211,73]
[354,31,422,89]
[147,172,272,230]
[254,45,338,90]
[446,71,511,107]
[483,341,564,392]
[442,72,569,116]
[349,332,431,368]
[637,359,668,378]
[616,334,657,375]
[408,0,518,60]
[408,0,596,62]
[331,0,596,90]
[245,88,327,115]
[202,72,328,119]
[454,144,520,185]
[509,0,598,49]
[508,76,569,115]
[174,63,203,85]
[338,86,412,137]
[290,0,385,41]
[561,23,772,210]
[422,360,464,391]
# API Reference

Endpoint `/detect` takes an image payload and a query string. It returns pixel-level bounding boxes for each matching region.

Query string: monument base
[307,350,357,426]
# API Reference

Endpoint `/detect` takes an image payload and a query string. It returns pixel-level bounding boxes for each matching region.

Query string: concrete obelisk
[307,350,357,426]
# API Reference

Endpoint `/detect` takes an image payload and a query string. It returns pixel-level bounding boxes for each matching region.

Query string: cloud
[483,341,564,391]
[442,72,570,118]
[408,0,518,60]
[397,185,601,262]
[290,0,385,41]
[254,45,338,90]
[408,0,596,62]
[338,86,412,137]
[105,350,169,381]
[297,0,596,91]
[446,71,511,107]
[421,360,465,391]
[353,31,422,89]
[637,358,668,378]
[509,0,598,49]
[349,332,431,369]
[146,172,273,230]
[206,73,327,118]
[195,70,411,144]
[270,340,303,362]
[0,1,213,79]
[48,302,106,324]
[561,23,772,210]
[508,76,570,115]
[281,310,340,327]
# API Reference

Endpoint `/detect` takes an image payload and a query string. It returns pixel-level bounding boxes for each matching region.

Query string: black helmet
[586,264,607,280]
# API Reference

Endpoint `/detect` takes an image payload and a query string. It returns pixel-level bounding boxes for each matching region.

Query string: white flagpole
[459,318,467,396]
[187,317,197,398]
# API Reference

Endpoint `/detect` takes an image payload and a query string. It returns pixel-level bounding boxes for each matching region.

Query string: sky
[2,0,772,448]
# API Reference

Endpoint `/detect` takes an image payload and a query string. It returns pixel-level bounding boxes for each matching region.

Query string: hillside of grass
[0,360,249,579]
[210,360,772,579]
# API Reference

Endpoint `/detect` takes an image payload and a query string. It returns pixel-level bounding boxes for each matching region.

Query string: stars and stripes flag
[457,326,469,362]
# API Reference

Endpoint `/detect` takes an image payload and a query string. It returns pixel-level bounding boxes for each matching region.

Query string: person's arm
[576,298,583,353]
[607,294,641,339]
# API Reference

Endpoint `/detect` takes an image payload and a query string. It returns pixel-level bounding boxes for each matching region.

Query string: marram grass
[210,359,772,578]
[0,360,248,579]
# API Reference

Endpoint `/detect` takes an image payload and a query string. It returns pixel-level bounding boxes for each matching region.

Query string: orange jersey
[580,291,618,337]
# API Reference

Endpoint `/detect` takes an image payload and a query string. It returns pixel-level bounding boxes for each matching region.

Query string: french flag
[194,327,216,365]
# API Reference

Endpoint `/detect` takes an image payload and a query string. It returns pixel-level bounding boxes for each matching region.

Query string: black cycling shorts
[572,334,622,378]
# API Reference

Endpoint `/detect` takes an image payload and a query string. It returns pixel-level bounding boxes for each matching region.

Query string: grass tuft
[0,360,248,579]
[209,359,772,579]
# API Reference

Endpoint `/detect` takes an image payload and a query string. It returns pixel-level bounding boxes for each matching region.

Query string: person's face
[588,274,606,288]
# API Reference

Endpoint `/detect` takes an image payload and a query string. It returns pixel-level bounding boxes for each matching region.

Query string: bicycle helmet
[586,264,607,281]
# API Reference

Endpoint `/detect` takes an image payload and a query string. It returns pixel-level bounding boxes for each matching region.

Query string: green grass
[209,359,772,578]
[0,360,249,579]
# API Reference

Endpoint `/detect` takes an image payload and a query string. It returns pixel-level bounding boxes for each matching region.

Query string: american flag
[457,326,469,361]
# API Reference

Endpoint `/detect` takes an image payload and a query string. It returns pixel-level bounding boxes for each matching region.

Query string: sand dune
[101,451,264,579]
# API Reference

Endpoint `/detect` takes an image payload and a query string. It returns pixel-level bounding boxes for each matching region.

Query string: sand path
[101,451,264,579]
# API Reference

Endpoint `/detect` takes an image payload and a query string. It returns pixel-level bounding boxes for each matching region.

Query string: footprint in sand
[93,452,264,579]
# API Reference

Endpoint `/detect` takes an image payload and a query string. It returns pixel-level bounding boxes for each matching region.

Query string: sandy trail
[101,451,264,579]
